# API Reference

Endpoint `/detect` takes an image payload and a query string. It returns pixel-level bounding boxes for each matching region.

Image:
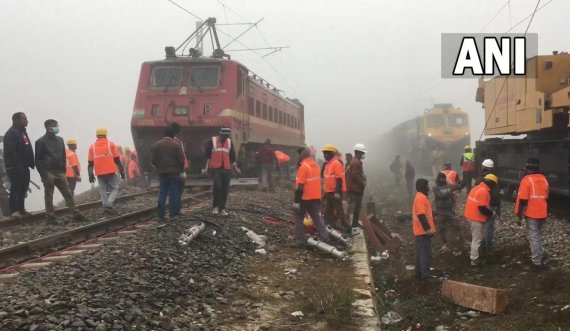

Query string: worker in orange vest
[460,146,476,193]
[412,178,436,281]
[515,158,550,271]
[127,153,141,181]
[441,162,459,185]
[275,150,291,180]
[474,159,500,252]
[293,147,330,246]
[203,127,240,216]
[464,174,497,266]
[65,138,81,195]
[322,144,348,231]
[88,128,125,215]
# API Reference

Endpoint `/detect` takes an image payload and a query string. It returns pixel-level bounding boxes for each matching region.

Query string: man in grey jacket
[433,172,463,249]
[35,119,87,223]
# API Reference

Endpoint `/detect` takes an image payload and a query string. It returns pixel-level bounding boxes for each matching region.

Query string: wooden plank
[367,214,401,253]
[359,211,388,254]
[442,279,509,315]
[368,215,394,239]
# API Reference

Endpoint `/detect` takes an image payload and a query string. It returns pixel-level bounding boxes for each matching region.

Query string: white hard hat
[482,159,494,168]
[354,143,366,153]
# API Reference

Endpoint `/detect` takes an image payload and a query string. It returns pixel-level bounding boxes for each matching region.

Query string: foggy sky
[1,0,568,210]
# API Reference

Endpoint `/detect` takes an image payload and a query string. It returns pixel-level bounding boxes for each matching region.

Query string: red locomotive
[131,18,305,176]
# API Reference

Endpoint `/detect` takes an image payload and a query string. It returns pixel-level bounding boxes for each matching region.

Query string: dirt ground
[367,176,570,331]
[220,186,365,331]
[225,245,362,331]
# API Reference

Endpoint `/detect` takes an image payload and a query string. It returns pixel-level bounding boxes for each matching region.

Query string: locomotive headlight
[428,132,432,137]
[174,106,188,116]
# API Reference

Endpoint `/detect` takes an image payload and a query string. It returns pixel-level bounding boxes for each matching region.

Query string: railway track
[0,191,209,271]
[0,190,158,229]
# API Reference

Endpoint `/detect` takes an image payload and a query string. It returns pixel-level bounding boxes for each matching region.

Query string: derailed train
[130,18,305,177]
[475,53,570,198]
[386,104,471,175]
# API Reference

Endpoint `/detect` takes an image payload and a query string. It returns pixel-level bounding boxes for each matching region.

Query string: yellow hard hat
[464,145,471,150]
[66,138,77,145]
[124,147,130,152]
[322,144,338,153]
[484,174,498,183]
[96,128,108,136]
[303,216,314,228]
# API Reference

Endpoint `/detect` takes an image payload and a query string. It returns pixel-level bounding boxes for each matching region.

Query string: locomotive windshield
[150,66,183,87]
[426,115,444,128]
[189,66,220,89]
[448,113,468,127]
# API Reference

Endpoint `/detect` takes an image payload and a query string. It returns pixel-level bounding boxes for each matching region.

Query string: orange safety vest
[88,138,119,176]
[323,157,347,193]
[65,149,80,178]
[128,159,141,179]
[441,169,459,185]
[464,182,491,222]
[275,151,290,164]
[515,173,549,219]
[209,136,231,170]
[295,158,322,200]
[412,192,436,236]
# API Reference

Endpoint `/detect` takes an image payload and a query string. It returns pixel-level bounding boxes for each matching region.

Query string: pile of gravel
[0,188,295,330]
[1,195,156,249]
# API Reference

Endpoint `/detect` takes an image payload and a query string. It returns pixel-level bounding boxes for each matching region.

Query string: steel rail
[0,190,157,229]
[0,191,209,269]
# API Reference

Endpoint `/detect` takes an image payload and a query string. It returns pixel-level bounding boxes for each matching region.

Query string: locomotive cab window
[150,67,183,87]
[448,114,467,127]
[426,115,444,128]
[188,66,220,89]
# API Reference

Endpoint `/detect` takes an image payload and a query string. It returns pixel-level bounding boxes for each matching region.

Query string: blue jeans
[527,218,545,265]
[483,213,496,250]
[157,174,182,218]
[415,235,432,280]
[349,192,363,227]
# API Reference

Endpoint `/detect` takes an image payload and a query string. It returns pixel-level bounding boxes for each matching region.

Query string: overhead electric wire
[206,0,300,95]
[477,0,510,34]
[409,0,513,110]
[166,0,202,21]
[409,0,554,116]
[507,0,513,29]
[478,0,543,140]
[506,0,553,33]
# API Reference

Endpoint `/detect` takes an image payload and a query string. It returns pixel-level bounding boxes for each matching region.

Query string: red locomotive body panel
[131,56,305,175]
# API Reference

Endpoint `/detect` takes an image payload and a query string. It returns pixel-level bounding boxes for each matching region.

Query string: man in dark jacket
[404,161,416,199]
[257,139,277,191]
[433,172,463,249]
[390,155,403,187]
[35,119,87,222]
[152,127,185,221]
[3,112,35,218]
[347,143,367,235]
